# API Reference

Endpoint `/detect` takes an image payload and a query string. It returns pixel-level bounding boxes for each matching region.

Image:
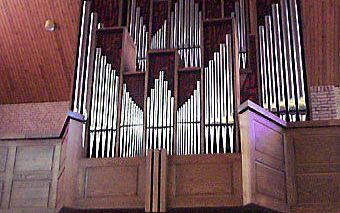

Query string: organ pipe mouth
[45,19,55,32]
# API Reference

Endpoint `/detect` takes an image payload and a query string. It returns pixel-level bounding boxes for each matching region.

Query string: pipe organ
[89,49,120,158]
[150,20,167,50]
[129,0,148,71]
[70,0,309,159]
[204,35,235,154]
[258,0,308,122]
[234,0,247,69]
[177,81,200,155]
[146,71,174,154]
[170,0,202,67]
[119,84,144,157]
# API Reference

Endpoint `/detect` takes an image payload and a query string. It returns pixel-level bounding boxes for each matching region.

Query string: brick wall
[310,86,339,120]
[335,87,340,119]
[0,101,69,139]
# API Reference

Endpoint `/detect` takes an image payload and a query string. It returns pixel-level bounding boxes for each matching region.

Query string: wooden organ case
[56,0,314,212]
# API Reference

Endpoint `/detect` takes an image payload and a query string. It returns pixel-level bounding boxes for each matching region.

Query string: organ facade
[0,0,339,212]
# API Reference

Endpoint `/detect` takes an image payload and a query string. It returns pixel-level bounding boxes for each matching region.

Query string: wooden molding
[238,100,287,128]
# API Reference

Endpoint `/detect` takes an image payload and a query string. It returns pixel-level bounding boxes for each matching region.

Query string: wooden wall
[0,139,60,212]
[76,158,146,210]
[286,121,340,212]
[167,154,243,209]
[300,0,340,87]
[239,101,290,213]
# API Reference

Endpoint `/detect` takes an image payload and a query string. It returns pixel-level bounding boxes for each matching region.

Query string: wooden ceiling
[0,0,81,104]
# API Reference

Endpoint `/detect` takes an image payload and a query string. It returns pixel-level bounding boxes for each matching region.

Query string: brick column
[310,85,339,120]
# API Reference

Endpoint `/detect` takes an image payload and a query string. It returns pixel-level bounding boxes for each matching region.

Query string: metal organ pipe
[265,16,277,113]
[176,82,201,155]
[259,26,269,110]
[258,1,308,122]
[289,0,307,121]
[119,84,144,157]
[170,0,202,68]
[89,49,120,158]
[146,71,174,155]
[74,1,97,117]
[204,35,235,154]
[234,0,247,69]
[129,0,148,72]
[272,4,286,120]
[151,20,167,50]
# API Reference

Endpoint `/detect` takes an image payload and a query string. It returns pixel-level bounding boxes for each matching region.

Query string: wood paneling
[85,166,138,197]
[300,0,340,86]
[56,119,84,212]
[77,157,146,210]
[0,139,60,212]
[287,124,340,212]
[239,100,289,213]
[0,147,8,172]
[14,146,54,171]
[0,0,81,104]
[10,180,51,208]
[167,154,243,208]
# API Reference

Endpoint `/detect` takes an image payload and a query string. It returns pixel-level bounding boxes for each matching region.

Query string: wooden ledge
[238,100,287,128]
[148,48,179,54]
[203,17,232,24]
[59,111,86,138]
[0,134,61,141]
[96,26,126,33]
[67,110,85,122]
[287,119,340,128]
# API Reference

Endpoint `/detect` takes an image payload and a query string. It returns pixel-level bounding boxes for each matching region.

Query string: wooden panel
[93,0,121,27]
[76,157,146,210]
[254,121,284,161]
[240,35,259,104]
[288,124,340,212]
[223,0,236,18]
[204,0,222,19]
[178,69,201,107]
[296,173,340,204]
[255,163,286,201]
[239,101,288,213]
[148,50,178,93]
[0,139,60,211]
[97,28,124,73]
[0,0,81,104]
[151,0,169,35]
[0,181,3,207]
[294,134,340,165]
[175,164,232,196]
[10,180,50,208]
[0,147,8,172]
[55,119,83,211]
[300,0,340,86]
[124,73,145,108]
[203,18,232,66]
[85,166,138,197]
[167,154,243,208]
[56,168,65,210]
[14,146,54,171]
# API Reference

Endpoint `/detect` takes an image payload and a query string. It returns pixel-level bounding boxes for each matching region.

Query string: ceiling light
[45,19,55,32]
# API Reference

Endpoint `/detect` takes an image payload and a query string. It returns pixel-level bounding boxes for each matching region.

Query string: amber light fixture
[45,19,55,32]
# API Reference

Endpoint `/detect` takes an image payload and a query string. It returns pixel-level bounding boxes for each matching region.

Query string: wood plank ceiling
[0,0,81,104]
